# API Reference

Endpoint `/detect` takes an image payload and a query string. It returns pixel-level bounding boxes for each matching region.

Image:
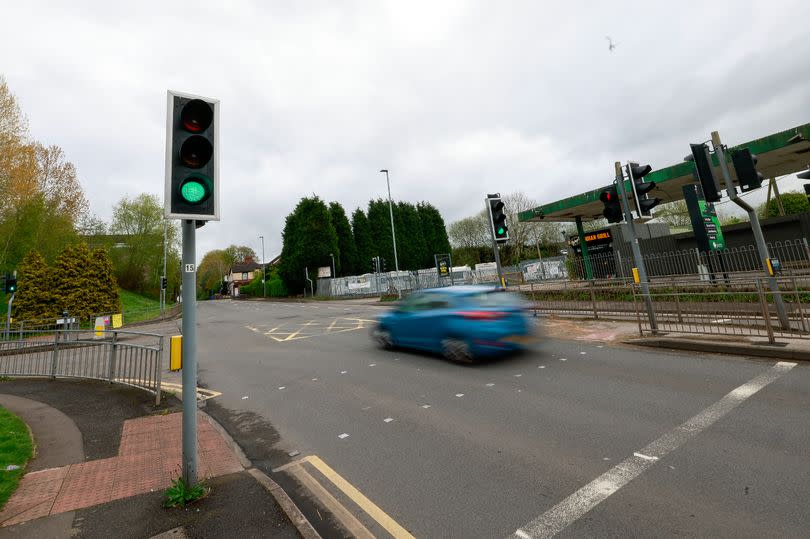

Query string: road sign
[683,184,726,251]
[185,264,196,273]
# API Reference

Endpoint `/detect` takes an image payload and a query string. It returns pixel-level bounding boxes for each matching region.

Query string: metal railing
[0,328,163,404]
[633,276,810,343]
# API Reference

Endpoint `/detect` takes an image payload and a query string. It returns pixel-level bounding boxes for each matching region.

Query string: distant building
[226,259,262,296]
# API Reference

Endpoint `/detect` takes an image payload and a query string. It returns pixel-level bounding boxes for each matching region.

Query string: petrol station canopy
[518,122,810,223]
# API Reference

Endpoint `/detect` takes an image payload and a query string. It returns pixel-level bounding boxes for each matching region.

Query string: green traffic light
[497,227,505,235]
[180,179,207,203]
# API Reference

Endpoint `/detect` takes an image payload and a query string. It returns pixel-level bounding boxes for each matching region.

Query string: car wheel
[373,327,394,349]
[442,338,474,363]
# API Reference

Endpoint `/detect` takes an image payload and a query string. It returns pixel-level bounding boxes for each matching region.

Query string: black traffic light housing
[160,276,168,290]
[628,162,660,217]
[600,186,623,223]
[380,258,387,272]
[165,91,219,221]
[731,148,763,193]
[487,195,509,243]
[689,143,722,202]
[4,275,17,294]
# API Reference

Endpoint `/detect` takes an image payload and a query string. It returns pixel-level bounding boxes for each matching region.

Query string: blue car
[371,285,536,362]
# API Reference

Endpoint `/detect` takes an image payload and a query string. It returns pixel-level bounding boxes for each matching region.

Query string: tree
[417,202,452,268]
[279,196,339,293]
[52,243,96,319]
[0,77,86,274]
[108,193,178,296]
[653,200,691,228]
[197,250,229,297]
[759,191,810,219]
[12,250,54,321]
[448,213,490,249]
[91,247,121,314]
[352,208,374,272]
[223,245,257,266]
[329,202,358,276]
[393,202,427,271]
[367,199,397,269]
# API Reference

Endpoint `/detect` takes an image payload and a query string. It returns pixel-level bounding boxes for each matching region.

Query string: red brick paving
[0,412,243,527]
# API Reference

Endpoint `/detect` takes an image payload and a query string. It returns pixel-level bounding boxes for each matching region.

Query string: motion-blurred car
[371,285,536,362]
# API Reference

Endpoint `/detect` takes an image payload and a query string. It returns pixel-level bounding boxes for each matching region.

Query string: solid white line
[509,361,796,539]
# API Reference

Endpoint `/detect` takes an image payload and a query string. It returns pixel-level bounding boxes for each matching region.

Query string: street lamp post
[329,253,336,278]
[379,169,400,298]
[259,235,266,298]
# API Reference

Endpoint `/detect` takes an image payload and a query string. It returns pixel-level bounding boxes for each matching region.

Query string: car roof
[421,285,502,296]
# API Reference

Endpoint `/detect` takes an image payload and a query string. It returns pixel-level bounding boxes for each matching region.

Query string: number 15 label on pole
[185,264,196,273]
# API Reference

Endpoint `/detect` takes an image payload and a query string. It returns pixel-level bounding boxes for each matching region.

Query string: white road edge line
[508,361,797,539]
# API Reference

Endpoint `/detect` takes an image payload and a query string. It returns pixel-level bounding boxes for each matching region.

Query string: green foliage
[329,202,357,276]
[197,250,229,296]
[90,247,121,314]
[15,243,121,321]
[120,290,166,323]
[13,250,54,320]
[759,191,810,219]
[0,405,34,509]
[279,196,339,293]
[52,243,96,318]
[351,208,374,271]
[239,270,288,298]
[163,477,207,508]
[417,202,452,267]
[108,194,179,298]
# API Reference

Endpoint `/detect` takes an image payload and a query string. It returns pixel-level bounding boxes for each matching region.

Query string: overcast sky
[3,0,809,260]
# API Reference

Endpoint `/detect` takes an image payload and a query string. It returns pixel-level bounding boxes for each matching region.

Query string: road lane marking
[306,455,416,539]
[384,417,394,423]
[288,461,375,539]
[338,433,349,439]
[455,393,464,397]
[509,361,797,539]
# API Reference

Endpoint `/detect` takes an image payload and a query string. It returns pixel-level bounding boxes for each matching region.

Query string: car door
[397,292,450,352]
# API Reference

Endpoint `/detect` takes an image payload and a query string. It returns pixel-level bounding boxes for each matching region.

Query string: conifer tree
[13,250,54,321]
[92,247,121,313]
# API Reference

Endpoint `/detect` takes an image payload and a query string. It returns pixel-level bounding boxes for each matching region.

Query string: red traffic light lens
[181,99,213,133]
[180,136,213,168]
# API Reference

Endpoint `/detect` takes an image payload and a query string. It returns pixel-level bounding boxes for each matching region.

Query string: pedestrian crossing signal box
[170,335,182,371]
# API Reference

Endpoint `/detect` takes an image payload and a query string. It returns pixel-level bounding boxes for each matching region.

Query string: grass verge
[120,290,175,324]
[0,406,34,509]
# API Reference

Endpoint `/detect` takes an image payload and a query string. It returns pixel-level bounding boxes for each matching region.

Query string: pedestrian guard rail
[0,328,163,404]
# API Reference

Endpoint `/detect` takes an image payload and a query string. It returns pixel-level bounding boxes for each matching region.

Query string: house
[226,259,262,296]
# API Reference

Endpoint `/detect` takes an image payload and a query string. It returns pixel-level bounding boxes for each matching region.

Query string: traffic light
[165,91,219,221]
[160,276,168,290]
[4,275,17,294]
[487,195,509,243]
[628,162,660,217]
[380,258,387,272]
[599,186,623,223]
[689,143,722,202]
[371,257,379,273]
[731,148,763,193]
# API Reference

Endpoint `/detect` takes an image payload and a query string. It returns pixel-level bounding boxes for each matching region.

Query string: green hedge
[240,275,288,297]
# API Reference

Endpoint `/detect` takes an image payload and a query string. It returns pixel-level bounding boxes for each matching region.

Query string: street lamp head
[379,169,388,173]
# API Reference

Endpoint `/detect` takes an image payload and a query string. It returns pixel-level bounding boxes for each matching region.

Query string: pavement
[0,379,316,539]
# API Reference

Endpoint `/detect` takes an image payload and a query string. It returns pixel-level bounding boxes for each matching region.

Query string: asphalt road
[193,298,809,538]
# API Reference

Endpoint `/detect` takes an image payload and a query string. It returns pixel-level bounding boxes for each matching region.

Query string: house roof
[230,261,261,273]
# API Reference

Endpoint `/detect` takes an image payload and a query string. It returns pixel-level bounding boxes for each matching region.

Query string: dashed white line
[538,365,546,369]
[559,358,567,362]
[421,404,431,409]
[514,374,523,378]
[486,383,495,387]
[340,370,348,374]
[455,393,464,398]
[338,433,349,439]
[508,361,797,539]
[384,418,394,423]
[580,352,587,355]
[278,386,286,390]
[369,363,377,367]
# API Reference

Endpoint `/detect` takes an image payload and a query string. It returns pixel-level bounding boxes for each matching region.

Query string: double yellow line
[278,455,414,539]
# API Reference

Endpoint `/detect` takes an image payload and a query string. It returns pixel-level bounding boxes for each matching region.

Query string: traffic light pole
[5,293,14,341]
[575,217,593,281]
[615,162,658,333]
[181,219,198,486]
[711,131,789,330]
